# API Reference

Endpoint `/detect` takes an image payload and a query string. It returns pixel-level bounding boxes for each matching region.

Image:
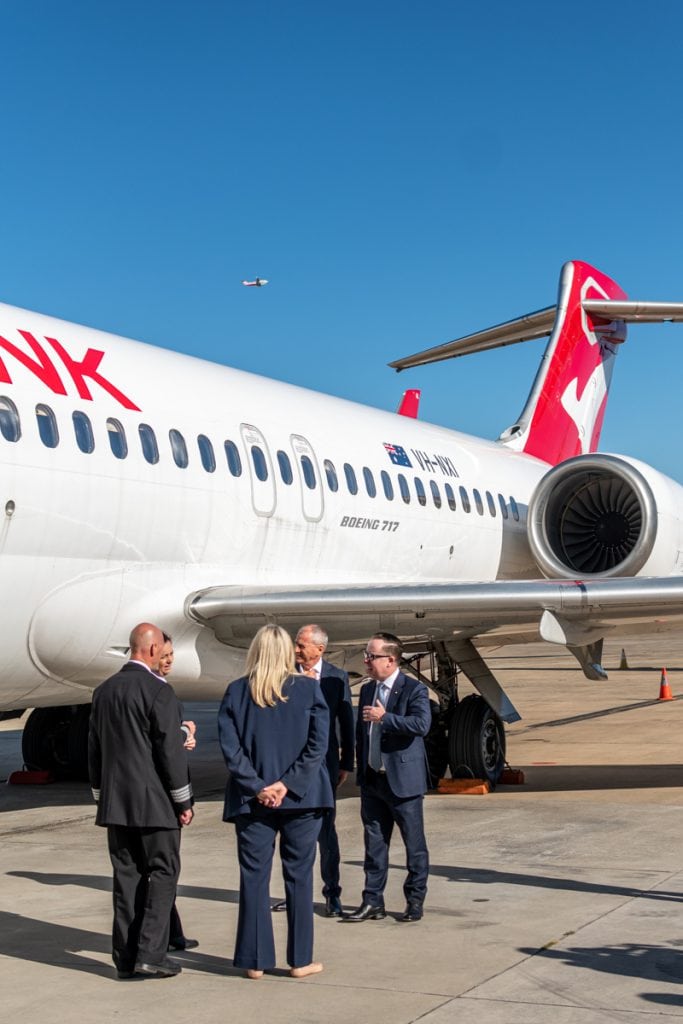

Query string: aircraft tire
[447,694,505,786]
[22,705,91,781]
[424,699,448,789]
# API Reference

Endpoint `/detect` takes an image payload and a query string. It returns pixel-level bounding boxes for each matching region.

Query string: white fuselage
[0,301,548,710]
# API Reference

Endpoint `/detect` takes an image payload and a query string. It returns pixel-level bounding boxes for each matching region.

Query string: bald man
[88,623,194,979]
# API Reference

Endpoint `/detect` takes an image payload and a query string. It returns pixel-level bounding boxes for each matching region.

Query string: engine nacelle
[528,454,683,579]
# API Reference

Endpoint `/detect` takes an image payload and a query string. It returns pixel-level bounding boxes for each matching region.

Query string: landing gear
[22,705,91,781]
[403,641,507,788]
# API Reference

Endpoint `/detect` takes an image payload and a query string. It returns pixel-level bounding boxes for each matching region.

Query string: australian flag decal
[383,443,412,467]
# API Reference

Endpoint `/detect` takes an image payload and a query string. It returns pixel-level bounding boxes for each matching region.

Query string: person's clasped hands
[257,781,288,808]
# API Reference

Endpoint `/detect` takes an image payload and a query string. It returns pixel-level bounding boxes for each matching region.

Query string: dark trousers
[319,803,341,897]
[169,901,184,945]
[360,771,429,907]
[107,825,180,969]
[233,809,322,970]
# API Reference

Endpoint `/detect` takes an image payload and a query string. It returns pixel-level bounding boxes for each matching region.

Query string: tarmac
[1,634,683,1023]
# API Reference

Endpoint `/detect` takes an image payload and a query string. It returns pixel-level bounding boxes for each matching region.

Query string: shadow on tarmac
[518,941,683,987]
[0,907,243,979]
[0,909,240,978]
[14,865,683,906]
[7,870,349,919]
[509,764,683,792]
[8,870,239,904]
[336,862,683,905]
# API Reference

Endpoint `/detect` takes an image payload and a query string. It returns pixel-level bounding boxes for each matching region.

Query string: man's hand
[337,769,349,788]
[182,720,196,750]
[362,704,385,723]
[257,781,288,808]
[179,808,194,827]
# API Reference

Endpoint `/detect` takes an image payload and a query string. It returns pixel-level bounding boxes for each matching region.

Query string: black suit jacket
[88,661,193,829]
[356,672,431,799]
[317,660,354,785]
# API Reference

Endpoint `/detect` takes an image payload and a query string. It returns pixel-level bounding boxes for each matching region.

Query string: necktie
[368,683,389,771]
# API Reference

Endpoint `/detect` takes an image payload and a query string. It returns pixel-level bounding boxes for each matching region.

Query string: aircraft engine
[527,454,683,579]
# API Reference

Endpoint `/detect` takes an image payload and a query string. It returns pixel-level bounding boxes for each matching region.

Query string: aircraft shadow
[427,863,683,904]
[8,870,239,904]
[7,870,339,918]
[338,861,683,906]
[517,940,683,988]
[507,764,683,792]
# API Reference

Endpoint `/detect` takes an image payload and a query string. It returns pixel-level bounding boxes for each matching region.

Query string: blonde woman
[218,624,333,979]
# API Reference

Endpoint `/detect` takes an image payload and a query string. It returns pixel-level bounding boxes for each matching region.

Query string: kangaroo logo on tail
[505,261,628,466]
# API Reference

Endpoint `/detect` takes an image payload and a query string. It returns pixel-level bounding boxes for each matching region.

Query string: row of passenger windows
[0,396,521,521]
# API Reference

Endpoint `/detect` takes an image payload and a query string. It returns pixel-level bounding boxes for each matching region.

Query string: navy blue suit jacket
[356,672,431,799]
[218,673,334,821]
[317,660,354,785]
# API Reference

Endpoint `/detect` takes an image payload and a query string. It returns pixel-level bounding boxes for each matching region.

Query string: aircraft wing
[188,575,683,651]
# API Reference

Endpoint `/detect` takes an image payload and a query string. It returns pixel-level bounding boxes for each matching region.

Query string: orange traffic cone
[658,668,673,701]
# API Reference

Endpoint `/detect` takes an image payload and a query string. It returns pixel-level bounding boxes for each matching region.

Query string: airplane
[2,259,683,787]
[242,277,268,287]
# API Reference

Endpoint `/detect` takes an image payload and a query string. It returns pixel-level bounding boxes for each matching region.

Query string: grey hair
[297,623,328,648]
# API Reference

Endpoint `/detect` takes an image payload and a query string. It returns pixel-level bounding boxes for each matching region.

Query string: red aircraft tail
[499,261,628,465]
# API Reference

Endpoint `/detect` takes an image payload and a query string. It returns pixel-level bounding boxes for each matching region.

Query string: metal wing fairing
[188,575,683,652]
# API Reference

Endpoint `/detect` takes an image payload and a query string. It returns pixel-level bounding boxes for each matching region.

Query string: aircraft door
[240,423,276,517]
[290,434,324,522]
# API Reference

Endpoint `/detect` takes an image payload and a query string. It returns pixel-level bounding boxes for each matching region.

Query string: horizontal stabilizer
[389,307,556,371]
[391,297,683,374]
[583,300,683,322]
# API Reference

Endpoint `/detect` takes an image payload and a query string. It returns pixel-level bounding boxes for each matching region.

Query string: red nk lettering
[44,336,141,411]
[0,330,141,412]
[0,331,68,394]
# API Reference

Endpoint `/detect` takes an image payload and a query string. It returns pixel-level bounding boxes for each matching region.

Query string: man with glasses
[344,632,431,923]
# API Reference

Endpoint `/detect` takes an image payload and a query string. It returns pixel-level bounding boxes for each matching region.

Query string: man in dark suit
[273,623,354,918]
[344,632,431,923]
[88,622,194,979]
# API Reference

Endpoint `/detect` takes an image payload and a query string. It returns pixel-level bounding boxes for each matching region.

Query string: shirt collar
[298,658,323,678]
[376,667,400,693]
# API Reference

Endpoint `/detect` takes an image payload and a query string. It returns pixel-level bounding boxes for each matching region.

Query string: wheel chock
[8,769,55,785]
[500,768,525,785]
[435,778,490,795]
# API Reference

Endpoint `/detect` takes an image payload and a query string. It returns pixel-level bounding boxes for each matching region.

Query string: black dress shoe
[116,968,135,979]
[399,901,423,922]
[168,937,199,951]
[271,899,287,912]
[134,958,182,977]
[343,902,386,922]
[325,896,343,917]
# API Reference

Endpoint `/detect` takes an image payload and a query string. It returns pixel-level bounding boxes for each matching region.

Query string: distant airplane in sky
[2,259,683,788]
[241,277,268,287]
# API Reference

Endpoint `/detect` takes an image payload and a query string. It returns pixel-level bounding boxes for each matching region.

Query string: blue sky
[1,1,682,480]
